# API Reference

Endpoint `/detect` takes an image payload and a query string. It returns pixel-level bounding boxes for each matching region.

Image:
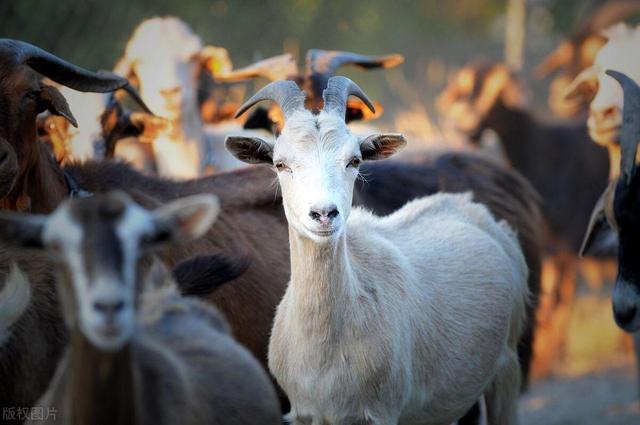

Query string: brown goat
[0,191,280,425]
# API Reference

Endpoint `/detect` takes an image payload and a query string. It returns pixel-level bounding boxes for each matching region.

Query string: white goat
[116,16,276,177]
[565,23,640,178]
[227,77,528,425]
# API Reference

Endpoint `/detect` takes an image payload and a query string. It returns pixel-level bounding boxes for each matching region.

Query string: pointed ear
[225,136,274,164]
[197,45,233,77]
[580,181,616,256]
[0,212,47,250]
[128,112,172,143]
[359,134,407,160]
[38,84,77,128]
[564,66,598,101]
[150,195,220,246]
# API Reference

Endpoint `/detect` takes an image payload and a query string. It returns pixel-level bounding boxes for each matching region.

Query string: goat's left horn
[321,76,375,119]
[606,69,640,184]
[234,80,306,121]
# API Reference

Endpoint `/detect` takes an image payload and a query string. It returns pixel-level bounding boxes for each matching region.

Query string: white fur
[0,265,31,345]
[581,24,640,146]
[118,17,207,178]
[57,89,108,160]
[120,17,257,177]
[266,108,528,425]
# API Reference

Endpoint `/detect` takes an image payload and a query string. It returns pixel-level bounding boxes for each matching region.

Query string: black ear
[38,84,77,128]
[225,136,274,165]
[0,213,47,249]
[359,134,407,161]
[172,253,251,296]
[580,182,616,256]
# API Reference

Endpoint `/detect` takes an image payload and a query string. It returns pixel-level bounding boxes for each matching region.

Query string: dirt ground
[520,270,640,425]
[521,360,639,425]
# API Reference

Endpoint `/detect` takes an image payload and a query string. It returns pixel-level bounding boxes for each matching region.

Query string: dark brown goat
[438,60,610,254]
[0,192,280,425]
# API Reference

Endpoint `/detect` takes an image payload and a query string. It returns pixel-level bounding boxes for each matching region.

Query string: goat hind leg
[484,349,520,425]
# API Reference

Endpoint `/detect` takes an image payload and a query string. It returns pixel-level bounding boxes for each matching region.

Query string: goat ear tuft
[0,213,47,250]
[225,136,274,165]
[38,84,77,128]
[151,195,220,245]
[359,133,407,161]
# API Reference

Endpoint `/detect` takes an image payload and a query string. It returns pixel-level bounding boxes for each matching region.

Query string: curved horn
[215,54,299,83]
[606,70,640,184]
[234,80,306,120]
[120,83,153,114]
[306,49,404,75]
[0,39,128,93]
[306,49,403,100]
[322,76,375,119]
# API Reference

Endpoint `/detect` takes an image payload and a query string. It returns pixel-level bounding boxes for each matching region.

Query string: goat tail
[0,264,31,342]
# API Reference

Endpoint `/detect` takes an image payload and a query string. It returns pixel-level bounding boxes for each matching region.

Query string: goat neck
[287,226,357,337]
[152,101,205,178]
[67,330,141,425]
[480,101,535,172]
[1,143,67,213]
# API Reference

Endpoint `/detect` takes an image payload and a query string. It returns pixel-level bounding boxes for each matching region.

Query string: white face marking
[125,17,202,121]
[42,200,156,351]
[272,110,362,243]
[58,89,108,160]
[588,26,640,142]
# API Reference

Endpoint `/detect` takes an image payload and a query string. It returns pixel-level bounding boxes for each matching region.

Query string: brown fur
[0,250,65,423]
[28,273,281,425]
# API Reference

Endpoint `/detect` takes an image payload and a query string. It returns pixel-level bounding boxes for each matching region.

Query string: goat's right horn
[606,70,640,184]
[234,80,306,120]
[322,76,375,119]
[0,39,128,93]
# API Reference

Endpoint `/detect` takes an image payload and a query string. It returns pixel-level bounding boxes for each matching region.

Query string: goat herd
[1,6,640,425]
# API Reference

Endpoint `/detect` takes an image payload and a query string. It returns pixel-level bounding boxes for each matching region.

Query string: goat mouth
[95,323,123,339]
[308,227,339,237]
[588,123,620,145]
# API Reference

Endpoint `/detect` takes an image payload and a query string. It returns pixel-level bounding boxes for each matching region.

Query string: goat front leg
[484,348,521,425]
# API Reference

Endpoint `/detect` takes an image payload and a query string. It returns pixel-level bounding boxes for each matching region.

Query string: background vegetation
[0,0,632,117]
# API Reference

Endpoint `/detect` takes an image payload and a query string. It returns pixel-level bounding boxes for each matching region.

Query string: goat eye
[348,157,361,168]
[274,161,290,173]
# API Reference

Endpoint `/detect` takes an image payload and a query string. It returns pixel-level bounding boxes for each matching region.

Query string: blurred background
[4,1,640,423]
[0,0,627,120]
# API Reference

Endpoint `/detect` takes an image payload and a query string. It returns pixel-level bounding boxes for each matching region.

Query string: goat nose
[614,303,637,327]
[93,299,125,317]
[592,105,620,123]
[309,204,339,223]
